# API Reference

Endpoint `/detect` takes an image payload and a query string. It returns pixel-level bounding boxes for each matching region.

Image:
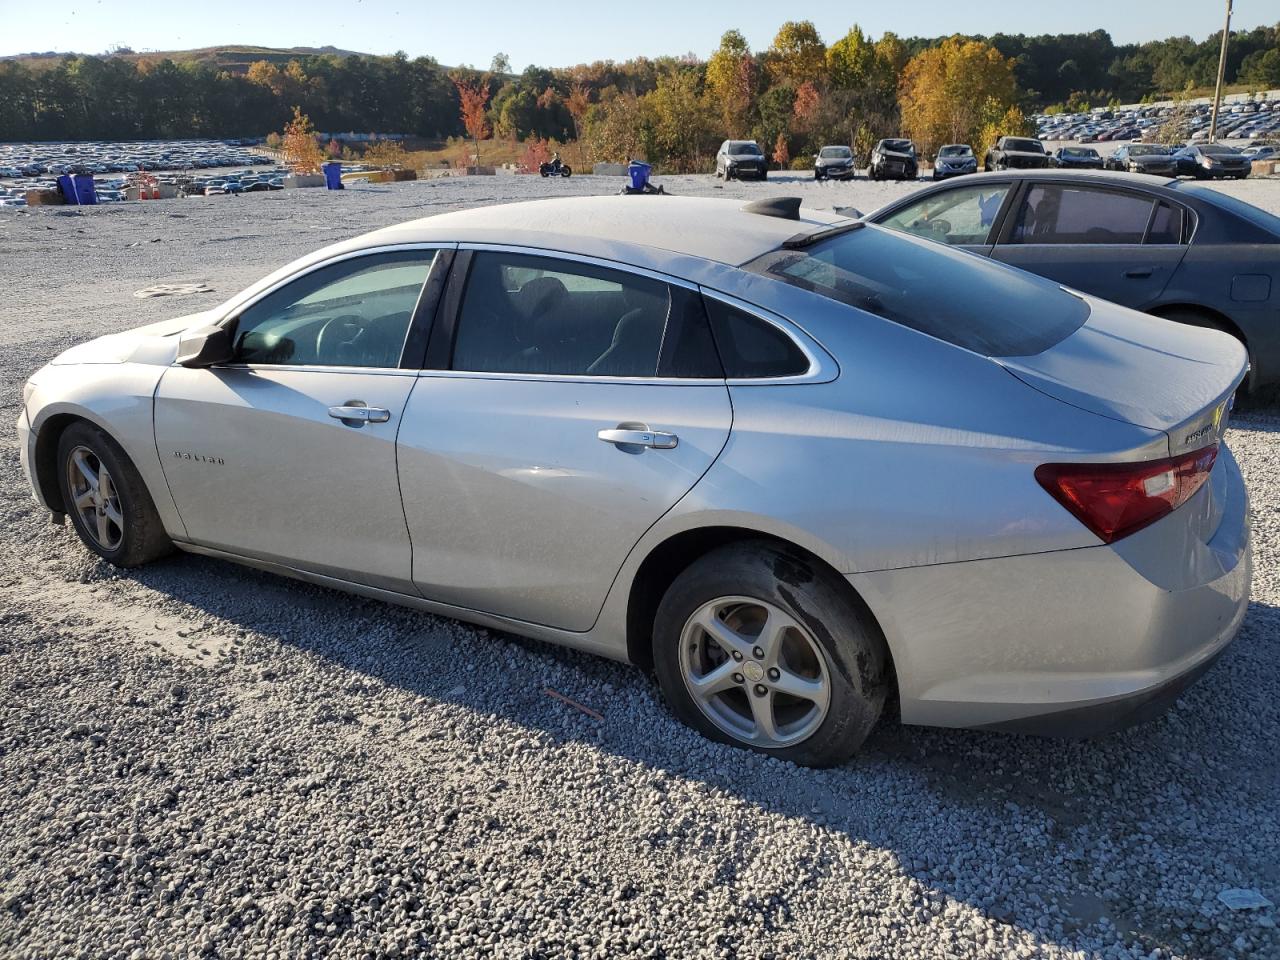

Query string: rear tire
[652,541,889,767]
[56,421,173,568]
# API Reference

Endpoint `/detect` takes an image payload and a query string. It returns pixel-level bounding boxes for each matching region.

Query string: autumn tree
[705,30,757,137]
[772,132,790,169]
[899,38,1022,157]
[280,106,323,174]
[792,80,820,134]
[766,21,826,87]
[364,137,408,170]
[451,72,491,164]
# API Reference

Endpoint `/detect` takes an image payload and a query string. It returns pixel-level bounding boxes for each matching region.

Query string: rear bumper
[850,444,1251,736]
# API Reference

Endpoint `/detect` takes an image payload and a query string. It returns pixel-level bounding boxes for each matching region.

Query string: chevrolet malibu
[18,196,1250,767]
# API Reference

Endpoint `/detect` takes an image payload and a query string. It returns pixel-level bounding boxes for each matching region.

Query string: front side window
[451,252,720,378]
[232,251,435,367]
[1009,185,1154,245]
[880,183,1012,246]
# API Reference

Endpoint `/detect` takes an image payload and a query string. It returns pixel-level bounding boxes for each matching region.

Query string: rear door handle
[328,402,391,426]
[1124,268,1154,279]
[597,427,678,449]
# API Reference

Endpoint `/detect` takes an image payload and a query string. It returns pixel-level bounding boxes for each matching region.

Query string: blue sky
[0,0,1270,66]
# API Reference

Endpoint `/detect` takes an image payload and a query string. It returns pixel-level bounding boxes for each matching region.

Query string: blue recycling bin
[57,174,98,205]
[627,161,652,191]
[72,174,97,205]
[322,162,344,190]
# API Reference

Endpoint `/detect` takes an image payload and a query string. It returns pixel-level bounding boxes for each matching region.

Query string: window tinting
[233,251,434,367]
[451,252,719,378]
[747,225,1089,358]
[881,183,1011,246]
[704,298,809,378]
[1010,185,1154,245]
[1147,202,1185,244]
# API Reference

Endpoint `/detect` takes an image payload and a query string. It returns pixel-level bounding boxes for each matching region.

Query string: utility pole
[1208,0,1233,143]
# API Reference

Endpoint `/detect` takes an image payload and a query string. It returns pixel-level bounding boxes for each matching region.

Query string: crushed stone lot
[1,174,1279,959]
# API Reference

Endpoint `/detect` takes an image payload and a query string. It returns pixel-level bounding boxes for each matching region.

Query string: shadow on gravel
[106,532,1280,958]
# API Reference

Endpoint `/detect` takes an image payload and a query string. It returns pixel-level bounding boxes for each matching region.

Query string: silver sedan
[17,196,1251,766]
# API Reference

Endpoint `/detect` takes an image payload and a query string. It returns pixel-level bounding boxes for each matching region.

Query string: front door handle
[328,402,391,426]
[598,426,678,449]
[1124,267,1154,279]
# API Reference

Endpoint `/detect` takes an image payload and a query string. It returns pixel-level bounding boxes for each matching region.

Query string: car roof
[943,169,1180,189]
[352,196,850,269]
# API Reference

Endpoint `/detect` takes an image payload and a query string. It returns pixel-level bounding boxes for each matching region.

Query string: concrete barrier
[25,189,64,206]
[283,174,325,189]
[593,163,627,176]
[1251,159,1279,177]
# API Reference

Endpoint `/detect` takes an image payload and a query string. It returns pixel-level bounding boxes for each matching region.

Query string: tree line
[0,22,1276,167]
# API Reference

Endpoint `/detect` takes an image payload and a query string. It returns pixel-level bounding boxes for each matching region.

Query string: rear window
[746,225,1088,358]
[1175,185,1280,239]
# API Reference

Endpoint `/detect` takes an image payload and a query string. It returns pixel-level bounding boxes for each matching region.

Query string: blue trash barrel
[627,161,651,191]
[72,174,97,205]
[322,162,344,190]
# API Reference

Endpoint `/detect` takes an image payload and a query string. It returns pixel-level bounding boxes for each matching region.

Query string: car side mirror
[176,321,236,368]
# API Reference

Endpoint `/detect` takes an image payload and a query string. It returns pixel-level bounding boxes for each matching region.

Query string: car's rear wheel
[57,421,173,568]
[653,541,888,767]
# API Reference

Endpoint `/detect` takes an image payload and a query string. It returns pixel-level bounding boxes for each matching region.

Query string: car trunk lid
[995,296,1247,455]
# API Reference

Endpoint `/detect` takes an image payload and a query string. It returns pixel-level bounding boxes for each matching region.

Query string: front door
[990,183,1189,308]
[154,248,441,593]
[875,179,1015,257]
[397,249,733,632]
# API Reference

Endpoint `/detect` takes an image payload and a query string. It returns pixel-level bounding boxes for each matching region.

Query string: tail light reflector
[1035,444,1218,544]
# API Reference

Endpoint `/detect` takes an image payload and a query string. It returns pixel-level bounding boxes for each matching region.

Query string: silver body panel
[17,196,1253,736]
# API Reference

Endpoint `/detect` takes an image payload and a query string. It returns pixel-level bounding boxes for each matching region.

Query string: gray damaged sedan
[18,196,1250,767]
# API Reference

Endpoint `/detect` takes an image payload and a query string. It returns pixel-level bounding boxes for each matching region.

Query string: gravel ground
[1,174,1279,959]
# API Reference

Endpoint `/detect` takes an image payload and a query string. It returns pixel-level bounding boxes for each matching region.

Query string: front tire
[652,541,889,767]
[56,421,173,568]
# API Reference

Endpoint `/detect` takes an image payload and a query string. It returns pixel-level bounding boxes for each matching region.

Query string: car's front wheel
[653,541,889,767]
[56,421,173,567]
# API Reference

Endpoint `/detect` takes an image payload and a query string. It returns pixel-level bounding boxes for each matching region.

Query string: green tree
[766,21,826,87]
[827,26,877,90]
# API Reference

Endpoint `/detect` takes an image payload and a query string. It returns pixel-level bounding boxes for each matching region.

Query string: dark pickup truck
[984,136,1050,171]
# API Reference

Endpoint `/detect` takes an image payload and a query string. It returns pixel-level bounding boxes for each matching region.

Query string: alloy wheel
[66,445,124,551]
[678,596,831,747]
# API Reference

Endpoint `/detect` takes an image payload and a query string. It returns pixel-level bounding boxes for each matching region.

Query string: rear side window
[1147,202,1185,245]
[1009,185,1153,244]
[704,298,809,378]
[747,225,1088,358]
[450,251,722,379]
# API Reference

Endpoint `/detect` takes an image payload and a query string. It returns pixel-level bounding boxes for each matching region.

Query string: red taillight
[1035,444,1218,544]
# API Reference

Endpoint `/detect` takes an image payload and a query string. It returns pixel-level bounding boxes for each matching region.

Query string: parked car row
[0,139,270,179]
[1035,96,1280,145]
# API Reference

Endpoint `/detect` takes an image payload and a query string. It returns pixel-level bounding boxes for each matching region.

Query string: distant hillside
[0,44,373,74]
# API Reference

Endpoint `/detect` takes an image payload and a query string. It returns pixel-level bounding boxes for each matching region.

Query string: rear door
[397,248,733,632]
[991,182,1189,307]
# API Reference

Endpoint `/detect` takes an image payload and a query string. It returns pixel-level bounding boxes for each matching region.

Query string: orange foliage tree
[451,73,492,165]
[772,132,790,169]
[281,107,323,174]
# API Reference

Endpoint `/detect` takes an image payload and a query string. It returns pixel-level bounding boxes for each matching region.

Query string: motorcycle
[539,158,572,178]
